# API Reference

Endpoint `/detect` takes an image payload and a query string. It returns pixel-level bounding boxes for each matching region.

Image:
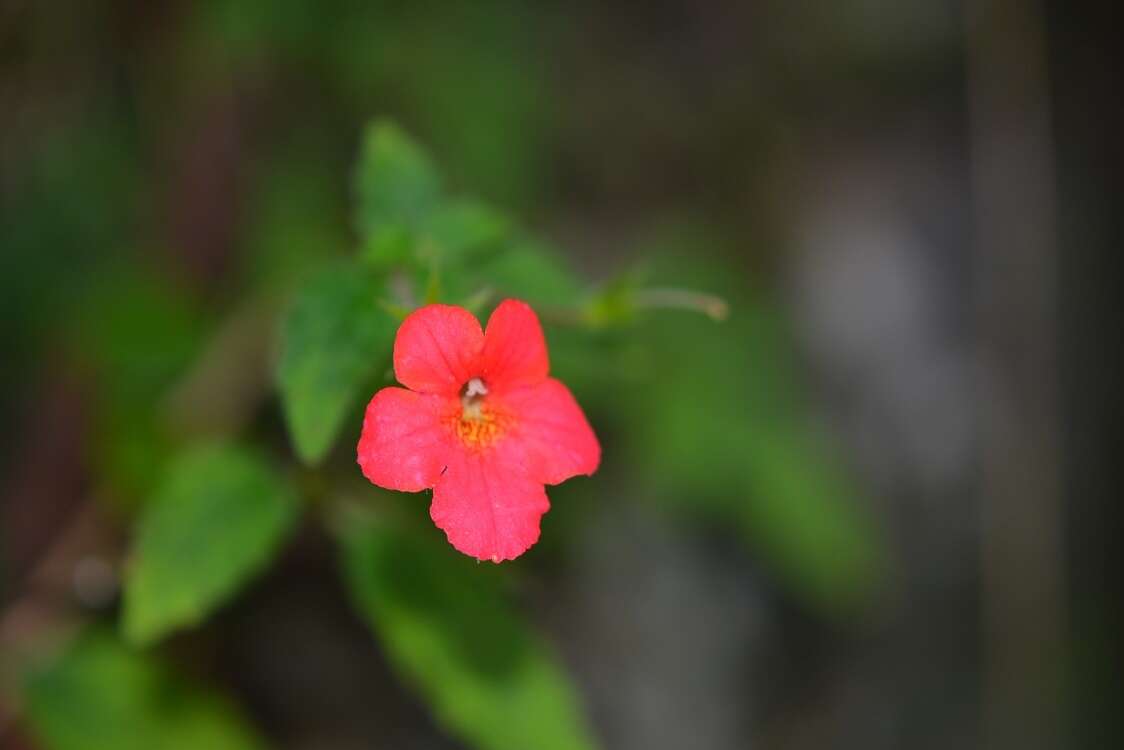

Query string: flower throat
[456,377,500,447]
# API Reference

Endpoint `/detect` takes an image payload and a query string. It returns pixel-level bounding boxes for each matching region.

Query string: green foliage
[14,110,881,750]
[0,114,138,381]
[71,272,205,402]
[735,423,879,611]
[355,119,442,263]
[581,270,647,328]
[277,264,398,465]
[339,515,598,750]
[471,238,585,308]
[278,117,585,484]
[324,3,548,208]
[426,199,513,266]
[122,444,300,645]
[351,121,582,309]
[621,247,884,616]
[23,630,265,750]
[69,269,210,499]
[244,142,350,290]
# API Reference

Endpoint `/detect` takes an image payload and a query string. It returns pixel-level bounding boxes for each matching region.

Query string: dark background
[2,1,1120,748]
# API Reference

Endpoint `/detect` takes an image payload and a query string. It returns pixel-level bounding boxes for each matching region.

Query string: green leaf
[277,263,397,464]
[399,4,548,209]
[360,224,415,268]
[354,120,441,253]
[425,199,512,265]
[338,516,598,750]
[477,239,583,306]
[440,236,584,310]
[620,245,886,618]
[736,425,880,611]
[23,629,265,750]
[122,444,299,645]
[349,119,583,314]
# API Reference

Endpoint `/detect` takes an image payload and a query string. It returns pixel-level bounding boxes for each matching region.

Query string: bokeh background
[1,1,1119,749]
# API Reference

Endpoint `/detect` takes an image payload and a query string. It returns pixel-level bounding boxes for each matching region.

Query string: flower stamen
[456,377,502,448]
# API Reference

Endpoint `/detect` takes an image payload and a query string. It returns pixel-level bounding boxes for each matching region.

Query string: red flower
[357,299,601,562]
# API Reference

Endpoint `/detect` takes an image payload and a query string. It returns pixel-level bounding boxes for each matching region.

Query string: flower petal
[430,449,550,562]
[481,299,549,390]
[394,304,484,395]
[497,378,601,485]
[357,387,457,491]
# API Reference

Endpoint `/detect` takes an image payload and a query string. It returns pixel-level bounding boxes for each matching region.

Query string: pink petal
[394,304,484,395]
[480,299,549,391]
[496,378,601,485]
[430,449,550,562]
[357,387,458,492]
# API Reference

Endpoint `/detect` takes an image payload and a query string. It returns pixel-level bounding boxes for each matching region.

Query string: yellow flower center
[454,377,505,449]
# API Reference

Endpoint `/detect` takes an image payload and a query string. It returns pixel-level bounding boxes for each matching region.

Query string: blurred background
[1,1,1119,749]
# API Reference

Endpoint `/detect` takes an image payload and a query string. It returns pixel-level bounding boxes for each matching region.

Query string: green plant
[10,121,883,750]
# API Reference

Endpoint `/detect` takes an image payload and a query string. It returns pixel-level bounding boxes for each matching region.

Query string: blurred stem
[541,285,730,329]
[378,299,412,321]
[424,251,443,305]
[460,286,495,316]
[387,269,418,311]
[631,287,729,321]
[162,294,280,440]
[537,305,588,327]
